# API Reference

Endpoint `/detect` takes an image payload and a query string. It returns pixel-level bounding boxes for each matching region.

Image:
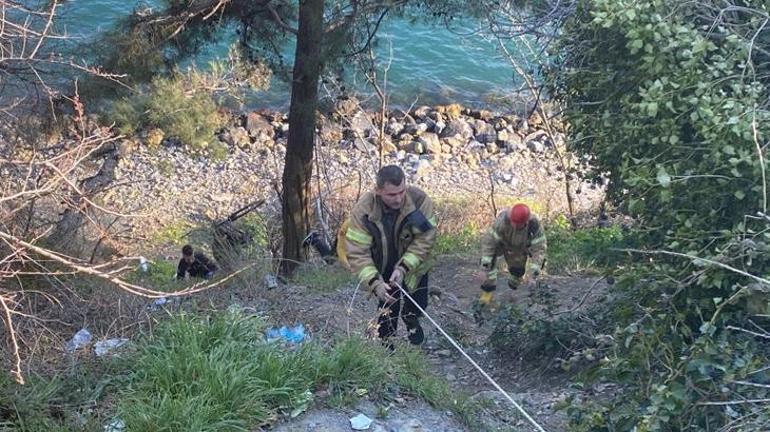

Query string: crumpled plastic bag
[94,338,129,357]
[65,329,92,352]
[266,323,306,344]
[350,413,373,430]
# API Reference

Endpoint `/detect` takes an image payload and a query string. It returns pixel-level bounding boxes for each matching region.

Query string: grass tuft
[291,264,356,292]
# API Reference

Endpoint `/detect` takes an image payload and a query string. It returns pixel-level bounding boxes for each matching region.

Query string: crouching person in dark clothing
[177,244,218,280]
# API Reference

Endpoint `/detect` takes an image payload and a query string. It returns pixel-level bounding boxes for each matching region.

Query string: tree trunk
[46,142,121,255]
[280,0,324,275]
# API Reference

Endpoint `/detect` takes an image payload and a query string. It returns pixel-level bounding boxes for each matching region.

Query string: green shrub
[109,97,144,136]
[0,360,130,431]
[291,264,356,292]
[433,225,481,256]
[113,311,491,430]
[117,313,294,430]
[208,141,230,161]
[108,75,226,152]
[546,224,628,275]
[545,0,770,429]
[127,259,179,292]
[314,337,391,405]
[145,76,224,150]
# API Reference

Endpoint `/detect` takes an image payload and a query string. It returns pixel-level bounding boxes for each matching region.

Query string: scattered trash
[266,323,306,344]
[147,296,171,311]
[154,297,168,306]
[290,390,313,418]
[104,418,126,432]
[139,256,149,272]
[65,329,92,352]
[350,413,373,430]
[264,273,279,290]
[94,338,129,357]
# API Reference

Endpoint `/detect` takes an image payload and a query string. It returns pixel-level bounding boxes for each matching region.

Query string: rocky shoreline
[103,102,603,251]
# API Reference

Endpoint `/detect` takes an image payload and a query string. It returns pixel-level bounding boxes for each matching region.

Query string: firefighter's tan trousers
[483,246,528,288]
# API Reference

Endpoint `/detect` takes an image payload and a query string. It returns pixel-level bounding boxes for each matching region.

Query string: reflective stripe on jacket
[345,186,437,291]
[480,211,547,277]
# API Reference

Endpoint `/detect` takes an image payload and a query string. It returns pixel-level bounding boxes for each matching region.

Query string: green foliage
[0,360,130,431]
[118,313,470,430]
[208,142,230,161]
[433,225,481,256]
[391,346,481,425]
[291,264,356,292]
[107,75,226,151]
[152,220,195,246]
[313,337,391,405]
[489,282,613,370]
[4,310,488,430]
[237,213,270,249]
[545,0,770,429]
[554,0,769,256]
[117,312,308,430]
[127,259,179,292]
[546,224,628,274]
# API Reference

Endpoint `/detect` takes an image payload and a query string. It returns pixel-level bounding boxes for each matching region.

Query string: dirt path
[255,255,610,431]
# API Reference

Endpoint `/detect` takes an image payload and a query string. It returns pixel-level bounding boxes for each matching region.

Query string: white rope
[393,282,548,432]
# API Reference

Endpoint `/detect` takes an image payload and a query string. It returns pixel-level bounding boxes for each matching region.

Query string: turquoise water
[59,1,518,109]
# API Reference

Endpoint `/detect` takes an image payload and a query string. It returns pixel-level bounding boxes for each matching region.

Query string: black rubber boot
[406,322,424,345]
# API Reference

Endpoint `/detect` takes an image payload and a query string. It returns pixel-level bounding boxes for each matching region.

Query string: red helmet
[509,204,530,226]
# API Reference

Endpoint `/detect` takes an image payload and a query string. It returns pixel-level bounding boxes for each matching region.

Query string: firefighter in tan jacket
[474,203,547,323]
[345,165,437,346]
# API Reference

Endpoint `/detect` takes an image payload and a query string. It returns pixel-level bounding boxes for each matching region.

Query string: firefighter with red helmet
[473,203,547,323]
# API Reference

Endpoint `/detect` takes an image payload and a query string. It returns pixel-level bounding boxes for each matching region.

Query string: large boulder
[435,103,463,120]
[411,105,432,120]
[524,130,549,153]
[375,136,398,153]
[467,109,494,121]
[219,126,251,149]
[344,111,373,138]
[439,118,474,140]
[404,122,429,136]
[417,132,442,154]
[244,112,275,142]
[408,141,425,154]
[385,119,404,137]
[441,136,466,151]
[473,120,497,144]
[500,132,524,153]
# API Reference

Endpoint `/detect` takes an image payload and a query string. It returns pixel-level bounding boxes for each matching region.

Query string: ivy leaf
[657,167,671,188]
[629,39,644,52]
[648,102,658,117]
[735,190,745,200]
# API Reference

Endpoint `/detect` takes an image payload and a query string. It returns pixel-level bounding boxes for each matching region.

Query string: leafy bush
[108,74,226,151]
[546,224,628,275]
[544,0,770,429]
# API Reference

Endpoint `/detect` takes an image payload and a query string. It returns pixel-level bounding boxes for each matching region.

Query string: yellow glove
[479,291,493,305]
